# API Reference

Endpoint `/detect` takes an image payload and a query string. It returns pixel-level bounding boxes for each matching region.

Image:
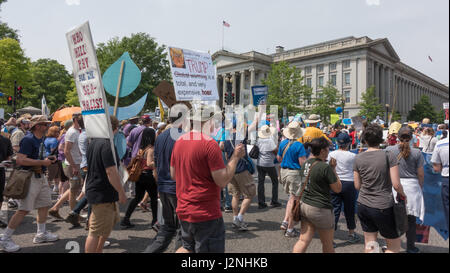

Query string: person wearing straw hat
[170,104,245,253]
[299,114,331,145]
[256,124,281,209]
[0,115,59,253]
[276,121,307,237]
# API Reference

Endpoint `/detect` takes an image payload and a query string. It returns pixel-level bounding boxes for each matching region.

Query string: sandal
[138,203,150,212]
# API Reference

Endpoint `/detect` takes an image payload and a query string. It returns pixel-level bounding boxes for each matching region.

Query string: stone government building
[212,36,449,121]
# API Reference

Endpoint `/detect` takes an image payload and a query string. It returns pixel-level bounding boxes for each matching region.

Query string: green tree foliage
[65,80,80,107]
[262,61,311,116]
[391,111,402,122]
[0,0,19,41]
[96,33,171,112]
[358,85,384,121]
[0,38,31,112]
[24,59,73,113]
[407,95,439,123]
[312,83,342,125]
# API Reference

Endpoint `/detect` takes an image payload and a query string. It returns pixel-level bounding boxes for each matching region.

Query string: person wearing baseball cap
[127,115,153,159]
[0,115,59,253]
[327,132,360,246]
[10,117,31,153]
[386,126,425,253]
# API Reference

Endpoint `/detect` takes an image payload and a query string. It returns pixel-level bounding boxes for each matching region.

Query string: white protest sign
[168,47,218,101]
[66,22,114,140]
[0,108,4,120]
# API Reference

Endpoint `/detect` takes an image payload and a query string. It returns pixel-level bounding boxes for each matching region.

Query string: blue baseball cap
[337,132,351,145]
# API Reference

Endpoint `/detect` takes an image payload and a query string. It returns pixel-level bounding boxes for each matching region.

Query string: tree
[391,111,402,122]
[25,58,73,113]
[262,61,311,116]
[0,0,19,41]
[96,33,171,112]
[0,38,31,113]
[65,80,80,107]
[358,85,384,121]
[312,83,342,125]
[407,95,439,123]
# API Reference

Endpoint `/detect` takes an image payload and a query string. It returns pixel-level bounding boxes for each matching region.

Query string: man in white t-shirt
[327,132,360,245]
[431,133,449,231]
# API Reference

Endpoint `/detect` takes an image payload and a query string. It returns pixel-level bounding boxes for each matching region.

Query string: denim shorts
[180,218,225,253]
[357,203,400,239]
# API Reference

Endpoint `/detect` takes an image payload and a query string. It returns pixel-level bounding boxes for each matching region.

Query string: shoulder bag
[249,142,260,159]
[3,169,33,200]
[291,160,320,222]
[127,146,151,182]
[386,151,409,236]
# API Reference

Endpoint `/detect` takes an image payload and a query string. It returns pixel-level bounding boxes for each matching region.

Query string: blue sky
[1,0,449,85]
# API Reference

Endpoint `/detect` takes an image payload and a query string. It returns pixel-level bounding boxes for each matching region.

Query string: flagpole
[222,20,224,50]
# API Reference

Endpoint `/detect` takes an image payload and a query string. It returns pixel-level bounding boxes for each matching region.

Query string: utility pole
[13,80,17,113]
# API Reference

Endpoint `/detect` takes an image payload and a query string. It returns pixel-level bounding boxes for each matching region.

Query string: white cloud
[65,0,80,6]
[366,0,380,6]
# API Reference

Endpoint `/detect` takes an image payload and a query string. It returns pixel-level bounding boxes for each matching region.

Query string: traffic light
[7,96,13,106]
[17,86,23,99]
[231,93,235,104]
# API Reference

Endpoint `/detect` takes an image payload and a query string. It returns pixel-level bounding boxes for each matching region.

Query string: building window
[305,66,312,75]
[344,90,351,103]
[317,64,324,73]
[330,74,337,86]
[329,62,337,71]
[306,77,312,88]
[343,60,351,69]
[344,72,351,85]
[317,91,323,99]
[318,76,324,88]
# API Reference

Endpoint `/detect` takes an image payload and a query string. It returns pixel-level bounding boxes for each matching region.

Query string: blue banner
[252,86,268,107]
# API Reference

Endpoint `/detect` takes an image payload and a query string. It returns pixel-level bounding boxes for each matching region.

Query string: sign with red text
[168,47,218,101]
[66,22,113,140]
[444,102,449,124]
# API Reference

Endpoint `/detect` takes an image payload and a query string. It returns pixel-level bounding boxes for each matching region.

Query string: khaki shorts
[63,164,82,191]
[300,202,335,230]
[89,202,120,238]
[280,169,303,197]
[18,175,52,211]
[228,171,256,199]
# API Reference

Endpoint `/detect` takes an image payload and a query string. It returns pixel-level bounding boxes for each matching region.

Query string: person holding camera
[0,116,59,253]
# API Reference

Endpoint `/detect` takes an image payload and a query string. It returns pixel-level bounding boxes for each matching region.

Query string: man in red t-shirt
[170,105,245,253]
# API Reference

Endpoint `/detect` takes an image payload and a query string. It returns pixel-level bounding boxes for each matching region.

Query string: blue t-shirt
[224,133,249,174]
[154,128,183,194]
[277,139,307,169]
[44,137,58,157]
[19,133,46,171]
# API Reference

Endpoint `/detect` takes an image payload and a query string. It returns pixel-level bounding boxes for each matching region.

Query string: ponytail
[398,137,411,160]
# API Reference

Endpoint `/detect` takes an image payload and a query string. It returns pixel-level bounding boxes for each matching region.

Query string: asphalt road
[1,174,448,254]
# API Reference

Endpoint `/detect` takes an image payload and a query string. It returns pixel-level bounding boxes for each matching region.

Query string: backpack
[126,147,151,182]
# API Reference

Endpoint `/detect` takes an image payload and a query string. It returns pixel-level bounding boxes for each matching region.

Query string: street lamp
[225,75,233,105]
[385,104,390,125]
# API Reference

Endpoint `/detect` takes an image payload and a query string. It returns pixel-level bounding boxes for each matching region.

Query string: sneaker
[258,203,268,209]
[65,212,80,227]
[232,219,248,231]
[0,237,20,252]
[406,247,420,253]
[280,221,288,231]
[224,207,233,213]
[7,200,18,209]
[49,210,64,220]
[270,202,282,208]
[120,219,135,229]
[333,241,337,248]
[33,231,59,244]
[347,234,361,244]
[285,229,300,238]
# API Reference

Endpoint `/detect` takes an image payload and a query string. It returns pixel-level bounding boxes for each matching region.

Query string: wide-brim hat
[283,121,303,140]
[190,105,221,122]
[30,115,51,129]
[304,114,321,124]
[258,125,276,139]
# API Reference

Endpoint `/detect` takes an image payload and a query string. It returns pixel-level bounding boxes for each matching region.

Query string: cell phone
[47,156,56,161]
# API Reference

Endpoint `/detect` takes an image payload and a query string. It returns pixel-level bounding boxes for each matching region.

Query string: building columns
[240,71,246,105]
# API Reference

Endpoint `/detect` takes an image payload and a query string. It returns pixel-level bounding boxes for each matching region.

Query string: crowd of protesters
[0,108,448,254]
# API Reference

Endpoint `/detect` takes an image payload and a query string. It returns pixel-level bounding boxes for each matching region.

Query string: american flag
[428,56,433,62]
[223,20,230,28]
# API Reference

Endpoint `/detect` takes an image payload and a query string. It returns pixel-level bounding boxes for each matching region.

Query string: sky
[1,0,449,85]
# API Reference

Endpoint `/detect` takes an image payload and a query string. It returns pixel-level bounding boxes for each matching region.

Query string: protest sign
[153,80,192,109]
[251,86,268,107]
[168,47,218,101]
[330,114,340,125]
[351,116,365,131]
[66,22,115,152]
